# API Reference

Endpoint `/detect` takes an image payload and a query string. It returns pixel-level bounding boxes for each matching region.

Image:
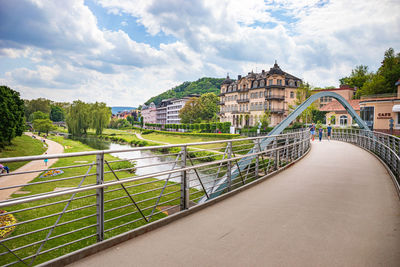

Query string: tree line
[340,47,400,98]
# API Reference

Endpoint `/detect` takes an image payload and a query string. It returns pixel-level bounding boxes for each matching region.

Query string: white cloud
[0,0,399,106]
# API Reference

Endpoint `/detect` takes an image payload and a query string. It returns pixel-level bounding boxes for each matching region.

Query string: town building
[166,96,196,124]
[314,85,357,108]
[156,99,172,125]
[320,99,361,126]
[219,62,302,127]
[141,102,157,124]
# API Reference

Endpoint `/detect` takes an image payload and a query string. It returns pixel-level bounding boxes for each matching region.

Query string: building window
[268,79,273,86]
[290,91,294,98]
[398,113,400,125]
[360,106,374,129]
[339,115,348,126]
[260,80,265,87]
[277,79,282,85]
[253,81,258,88]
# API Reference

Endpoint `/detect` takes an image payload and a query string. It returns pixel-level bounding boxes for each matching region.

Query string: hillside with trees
[145,77,225,106]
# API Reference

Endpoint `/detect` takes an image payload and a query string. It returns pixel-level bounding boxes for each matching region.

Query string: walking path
[0,133,64,200]
[135,132,225,155]
[70,140,400,266]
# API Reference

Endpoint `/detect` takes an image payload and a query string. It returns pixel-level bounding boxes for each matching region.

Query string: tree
[179,93,219,123]
[350,48,400,97]
[260,110,271,129]
[179,97,201,123]
[0,86,25,147]
[29,111,49,121]
[340,65,372,95]
[66,100,91,136]
[24,98,51,121]
[91,102,111,135]
[289,82,318,123]
[50,105,65,122]
[33,119,56,134]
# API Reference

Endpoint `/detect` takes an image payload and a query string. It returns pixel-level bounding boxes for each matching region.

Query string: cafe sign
[377,112,391,119]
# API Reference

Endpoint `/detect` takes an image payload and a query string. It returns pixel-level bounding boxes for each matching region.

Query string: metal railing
[0,131,309,266]
[331,128,400,192]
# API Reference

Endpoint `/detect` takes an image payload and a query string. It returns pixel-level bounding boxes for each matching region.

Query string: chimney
[396,78,400,98]
[238,75,242,80]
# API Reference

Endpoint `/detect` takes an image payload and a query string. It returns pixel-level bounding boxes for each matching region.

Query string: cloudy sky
[0,0,399,107]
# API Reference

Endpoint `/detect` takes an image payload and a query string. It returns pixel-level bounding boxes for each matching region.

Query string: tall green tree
[179,97,200,123]
[50,105,65,122]
[29,111,49,121]
[340,65,372,97]
[24,98,51,121]
[260,110,271,129]
[352,48,400,97]
[91,102,111,135]
[0,86,25,148]
[33,119,56,134]
[179,93,219,123]
[66,100,91,136]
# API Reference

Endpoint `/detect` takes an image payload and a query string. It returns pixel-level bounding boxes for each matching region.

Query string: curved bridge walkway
[70,140,400,267]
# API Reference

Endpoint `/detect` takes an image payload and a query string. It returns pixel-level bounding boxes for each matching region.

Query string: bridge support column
[274,138,279,170]
[255,139,259,179]
[180,146,189,211]
[96,153,105,242]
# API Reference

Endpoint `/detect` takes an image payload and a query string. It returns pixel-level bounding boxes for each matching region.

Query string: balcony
[231,110,250,114]
[218,92,226,96]
[265,84,285,89]
[269,108,285,114]
[237,98,249,103]
[265,95,284,101]
[218,101,225,105]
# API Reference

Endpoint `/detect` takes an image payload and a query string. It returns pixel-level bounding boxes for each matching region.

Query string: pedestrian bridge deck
[70,140,400,267]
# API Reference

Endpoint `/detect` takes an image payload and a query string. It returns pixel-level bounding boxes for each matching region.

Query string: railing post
[255,139,259,179]
[96,153,104,242]
[180,145,189,210]
[274,138,279,170]
[227,141,232,191]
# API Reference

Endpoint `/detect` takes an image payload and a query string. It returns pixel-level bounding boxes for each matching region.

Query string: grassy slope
[1,136,188,266]
[0,134,47,171]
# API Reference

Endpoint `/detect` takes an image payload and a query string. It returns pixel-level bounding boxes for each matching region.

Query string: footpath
[0,133,64,201]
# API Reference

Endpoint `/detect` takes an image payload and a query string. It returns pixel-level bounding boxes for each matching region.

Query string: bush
[142,130,154,135]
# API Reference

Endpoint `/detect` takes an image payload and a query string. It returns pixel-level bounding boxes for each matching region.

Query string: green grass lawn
[0,135,199,266]
[0,134,47,171]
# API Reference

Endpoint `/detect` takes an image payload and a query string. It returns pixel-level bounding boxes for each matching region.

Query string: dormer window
[260,80,265,87]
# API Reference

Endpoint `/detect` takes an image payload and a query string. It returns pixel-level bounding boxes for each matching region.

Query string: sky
[0,0,399,107]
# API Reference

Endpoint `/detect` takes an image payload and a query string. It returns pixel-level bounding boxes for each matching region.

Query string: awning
[392,105,400,112]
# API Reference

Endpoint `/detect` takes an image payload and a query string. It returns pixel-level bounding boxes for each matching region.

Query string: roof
[320,99,361,112]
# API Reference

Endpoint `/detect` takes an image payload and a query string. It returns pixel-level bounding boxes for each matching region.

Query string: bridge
[0,92,399,266]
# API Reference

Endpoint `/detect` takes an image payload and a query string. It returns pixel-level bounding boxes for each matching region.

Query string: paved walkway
[0,133,64,200]
[70,140,400,267]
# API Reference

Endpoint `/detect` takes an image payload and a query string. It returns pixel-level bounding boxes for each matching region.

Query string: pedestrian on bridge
[309,123,316,141]
[318,127,323,142]
[327,124,332,141]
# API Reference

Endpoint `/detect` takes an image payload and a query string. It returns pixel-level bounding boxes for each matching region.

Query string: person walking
[318,127,323,142]
[327,123,332,141]
[44,152,48,166]
[309,123,316,141]
[0,163,9,174]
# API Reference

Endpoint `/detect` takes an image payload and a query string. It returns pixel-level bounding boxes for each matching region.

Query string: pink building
[141,102,157,124]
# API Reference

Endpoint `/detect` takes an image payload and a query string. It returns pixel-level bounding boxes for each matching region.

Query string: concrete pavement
[69,140,400,267]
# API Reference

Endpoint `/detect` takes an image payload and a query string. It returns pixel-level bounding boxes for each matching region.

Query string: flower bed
[0,210,16,239]
[40,169,64,178]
